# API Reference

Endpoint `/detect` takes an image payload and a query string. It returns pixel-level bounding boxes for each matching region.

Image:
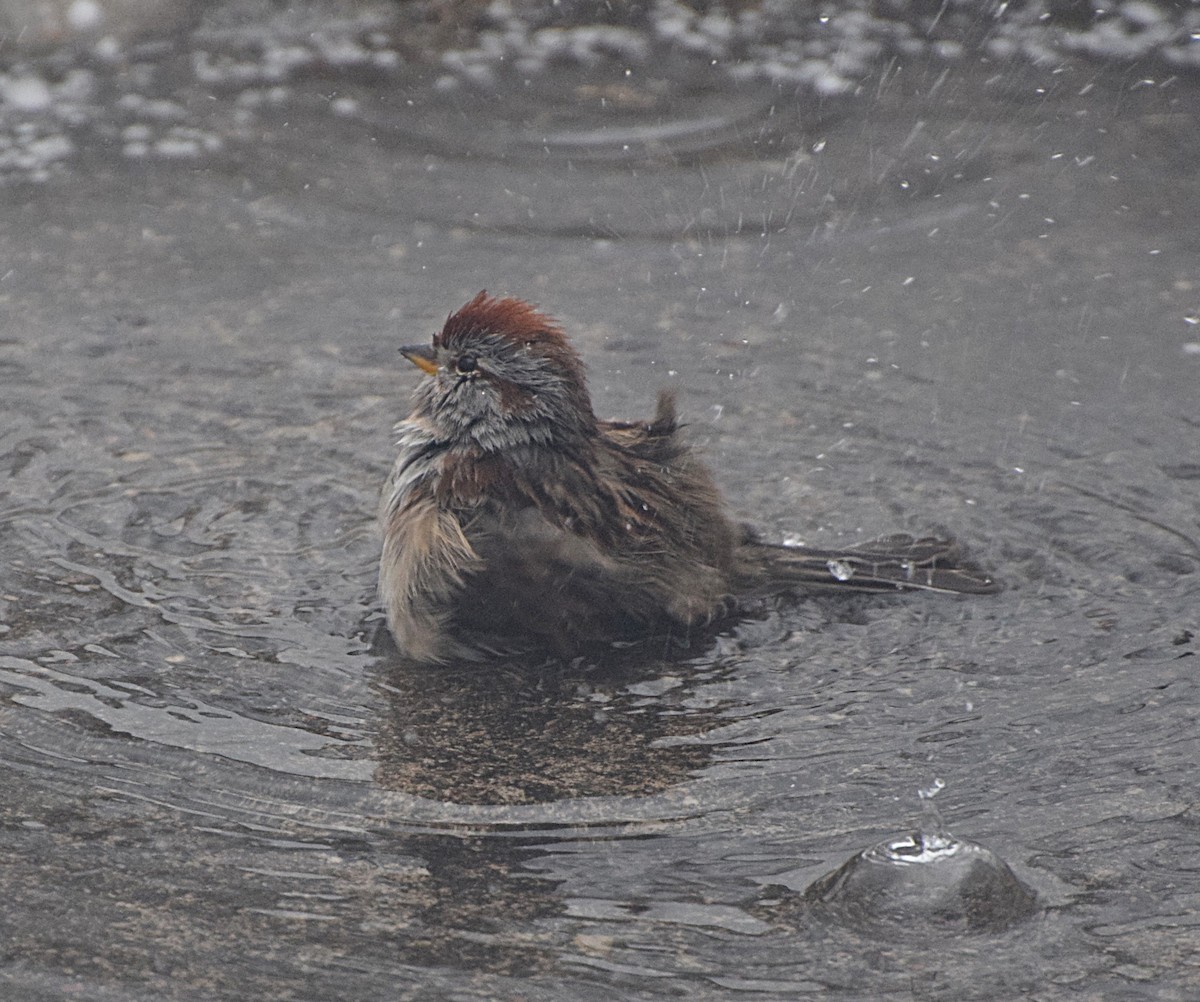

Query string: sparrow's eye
[455,353,478,374]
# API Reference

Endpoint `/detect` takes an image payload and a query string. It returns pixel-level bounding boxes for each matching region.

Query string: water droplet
[826,560,854,582]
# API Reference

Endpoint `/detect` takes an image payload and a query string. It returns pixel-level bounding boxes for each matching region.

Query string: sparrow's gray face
[401,292,595,450]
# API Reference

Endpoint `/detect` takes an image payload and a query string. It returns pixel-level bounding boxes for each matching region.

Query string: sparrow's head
[401,292,596,449]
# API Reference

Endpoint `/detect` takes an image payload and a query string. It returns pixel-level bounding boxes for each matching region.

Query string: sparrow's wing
[455,504,685,654]
[599,390,683,463]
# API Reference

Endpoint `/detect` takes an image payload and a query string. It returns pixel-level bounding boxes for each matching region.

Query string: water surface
[1,11,1198,1001]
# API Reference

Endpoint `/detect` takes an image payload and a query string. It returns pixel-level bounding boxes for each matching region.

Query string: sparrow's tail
[734,532,1000,597]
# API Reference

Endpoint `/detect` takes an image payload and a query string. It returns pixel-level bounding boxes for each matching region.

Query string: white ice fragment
[154,138,199,158]
[812,69,852,96]
[698,13,733,42]
[262,44,313,81]
[93,36,121,61]
[2,75,53,112]
[1121,1,1164,28]
[986,36,1018,59]
[58,69,95,102]
[152,127,221,159]
[312,33,370,67]
[143,98,185,121]
[25,134,74,164]
[68,0,103,29]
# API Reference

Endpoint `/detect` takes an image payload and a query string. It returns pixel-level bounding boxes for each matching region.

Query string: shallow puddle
[1,5,1198,1000]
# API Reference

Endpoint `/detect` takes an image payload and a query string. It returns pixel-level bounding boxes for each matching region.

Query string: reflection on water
[375,654,739,804]
[1,10,1199,1000]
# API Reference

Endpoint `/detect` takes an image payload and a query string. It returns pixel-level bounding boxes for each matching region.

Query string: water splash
[804,781,1037,932]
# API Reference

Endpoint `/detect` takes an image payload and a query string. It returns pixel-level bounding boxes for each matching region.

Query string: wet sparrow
[380,292,998,664]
